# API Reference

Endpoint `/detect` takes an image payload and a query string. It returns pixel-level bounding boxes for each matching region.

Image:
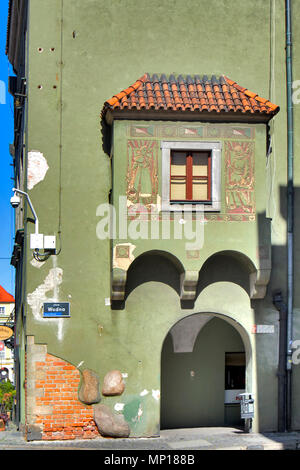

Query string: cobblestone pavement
[1,423,300,451]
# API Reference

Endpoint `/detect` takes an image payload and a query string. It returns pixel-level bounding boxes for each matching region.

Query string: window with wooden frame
[161,141,221,212]
[170,150,211,203]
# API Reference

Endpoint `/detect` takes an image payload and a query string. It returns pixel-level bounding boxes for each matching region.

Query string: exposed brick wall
[31,352,100,440]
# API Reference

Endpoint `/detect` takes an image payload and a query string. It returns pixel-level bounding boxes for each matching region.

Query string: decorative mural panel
[127,124,254,140]
[125,125,256,221]
[129,126,155,137]
[178,127,204,138]
[186,250,201,259]
[115,245,130,258]
[158,126,179,138]
[223,127,254,139]
[206,126,222,138]
[225,141,255,214]
[127,140,159,209]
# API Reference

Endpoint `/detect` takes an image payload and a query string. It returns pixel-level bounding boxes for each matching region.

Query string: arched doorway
[161,314,247,429]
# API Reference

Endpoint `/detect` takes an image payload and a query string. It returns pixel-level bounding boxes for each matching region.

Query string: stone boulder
[102,370,125,396]
[78,369,101,405]
[93,404,130,438]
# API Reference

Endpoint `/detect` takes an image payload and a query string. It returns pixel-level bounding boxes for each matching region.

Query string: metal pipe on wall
[285,0,294,432]
[273,292,287,432]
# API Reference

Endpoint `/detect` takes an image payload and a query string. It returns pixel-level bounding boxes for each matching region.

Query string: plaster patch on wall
[30,258,46,269]
[152,389,160,401]
[114,403,125,412]
[130,403,143,423]
[137,404,143,419]
[140,389,149,397]
[27,267,65,340]
[27,150,49,190]
[113,244,136,271]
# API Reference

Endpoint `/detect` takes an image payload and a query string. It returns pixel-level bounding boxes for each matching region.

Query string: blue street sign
[43,302,70,318]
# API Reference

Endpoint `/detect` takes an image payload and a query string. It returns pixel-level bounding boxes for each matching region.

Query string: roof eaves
[105,74,148,108]
[223,75,279,114]
[105,107,275,124]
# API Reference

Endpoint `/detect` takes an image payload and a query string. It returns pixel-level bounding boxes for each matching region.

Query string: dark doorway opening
[160,316,246,430]
[224,352,245,426]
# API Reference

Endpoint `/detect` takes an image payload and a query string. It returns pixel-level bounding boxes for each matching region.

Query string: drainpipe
[285,0,294,432]
[273,291,287,432]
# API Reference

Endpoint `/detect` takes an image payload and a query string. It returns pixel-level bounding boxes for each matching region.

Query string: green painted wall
[18,0,300,434]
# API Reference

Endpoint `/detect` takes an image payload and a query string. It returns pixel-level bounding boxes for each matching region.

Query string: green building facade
[6,0,300,440]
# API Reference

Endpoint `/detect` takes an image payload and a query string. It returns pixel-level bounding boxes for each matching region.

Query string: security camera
[10,193,21,208]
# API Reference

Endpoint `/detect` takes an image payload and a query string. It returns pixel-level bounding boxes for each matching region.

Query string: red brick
[30,353,98,441]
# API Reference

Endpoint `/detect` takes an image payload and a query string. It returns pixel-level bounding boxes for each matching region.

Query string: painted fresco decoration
[224,127,253,139]
[127,140,159,209]
[129,126,155,137]
[178,127,204,138]
[127,124,254,140]
[225,141,255,214]
[126,124,256,221]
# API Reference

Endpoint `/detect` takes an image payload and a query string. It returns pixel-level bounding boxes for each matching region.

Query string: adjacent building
[0,285,15,383]
[6,0,300,441]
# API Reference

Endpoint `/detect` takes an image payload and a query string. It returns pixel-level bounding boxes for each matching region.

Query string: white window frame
[161,140,222,212]
[0,306,5,315]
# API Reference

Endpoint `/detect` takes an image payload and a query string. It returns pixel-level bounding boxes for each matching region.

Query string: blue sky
[0,0,16,297]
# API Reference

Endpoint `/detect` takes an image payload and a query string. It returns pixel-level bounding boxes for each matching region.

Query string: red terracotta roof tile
[0,285,14,303]
[102,74,279,118]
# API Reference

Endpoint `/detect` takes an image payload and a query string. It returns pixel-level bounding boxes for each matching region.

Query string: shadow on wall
[125,251,183,299]
[196,252,250,299]
[111,251,184,309]
[253,185,300,432]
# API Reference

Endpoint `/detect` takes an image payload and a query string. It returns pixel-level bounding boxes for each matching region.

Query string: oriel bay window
[161,141,221,212]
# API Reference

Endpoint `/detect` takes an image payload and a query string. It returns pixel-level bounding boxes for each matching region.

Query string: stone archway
[160,313,250,430]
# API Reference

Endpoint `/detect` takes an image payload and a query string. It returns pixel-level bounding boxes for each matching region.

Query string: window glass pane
[225,353,246,390]
[171,178,186,200]
[171,152,186,176]
[193,180,208,200]
[225,366,246,389]
[225,353,245,366]
[192,152,209,177]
